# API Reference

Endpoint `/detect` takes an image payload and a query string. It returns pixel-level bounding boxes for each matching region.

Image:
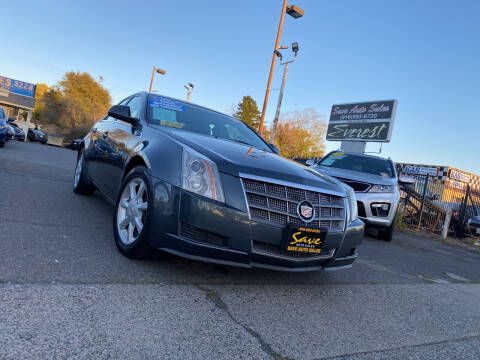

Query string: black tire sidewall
[113,166,154,258]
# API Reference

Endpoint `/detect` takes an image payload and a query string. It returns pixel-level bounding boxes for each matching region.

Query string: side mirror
[305,159,315,166]
[108,105,138,125]
[269,143,280,154]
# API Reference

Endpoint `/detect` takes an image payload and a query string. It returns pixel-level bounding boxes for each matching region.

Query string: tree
[233,95,261,130]
[272,108,327,159]
[33,83,49,122]
[36,72,112,140]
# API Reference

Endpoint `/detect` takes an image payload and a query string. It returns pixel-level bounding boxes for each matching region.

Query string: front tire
[73,150,96,195]
[113,166,155,259]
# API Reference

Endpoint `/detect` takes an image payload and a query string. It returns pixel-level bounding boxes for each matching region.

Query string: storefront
[0,75,36,137]
[397,163,480,203]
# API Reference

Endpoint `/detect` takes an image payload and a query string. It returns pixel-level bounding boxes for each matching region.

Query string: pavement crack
[195,284,294,360]
[317,334,480,359]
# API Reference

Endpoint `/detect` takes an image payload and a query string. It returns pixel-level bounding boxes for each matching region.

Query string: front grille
[334,177,371,193]
[253,241,335,260]
[242,177,345,231]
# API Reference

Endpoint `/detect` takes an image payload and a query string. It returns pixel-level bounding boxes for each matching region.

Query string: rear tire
[73,150,96,195]
[378,222,394,241]
[0,142,4,148]
[113,166,155,259]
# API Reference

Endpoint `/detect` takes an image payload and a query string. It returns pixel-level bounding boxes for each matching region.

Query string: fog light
[371,203,390,217]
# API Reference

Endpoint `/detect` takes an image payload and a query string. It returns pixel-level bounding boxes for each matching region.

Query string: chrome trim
[239,173,346,198]
[252,246,336,262]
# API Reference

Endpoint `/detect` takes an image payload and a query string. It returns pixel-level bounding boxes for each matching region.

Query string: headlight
[343,184,358,223]
[182,147,225,202]
[369,184,395,193]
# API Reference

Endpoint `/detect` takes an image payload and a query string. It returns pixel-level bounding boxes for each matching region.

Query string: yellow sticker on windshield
[160,120,185,128]
[331,152,344,156]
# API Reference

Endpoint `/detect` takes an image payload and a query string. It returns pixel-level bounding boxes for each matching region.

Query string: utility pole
[149,67,166,93]
[259,2,304,135]
[184,83,194,102]
[269,43,299,144]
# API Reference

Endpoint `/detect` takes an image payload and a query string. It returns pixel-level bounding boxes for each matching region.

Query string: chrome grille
[253,240,335,260]
[242,178,345,231]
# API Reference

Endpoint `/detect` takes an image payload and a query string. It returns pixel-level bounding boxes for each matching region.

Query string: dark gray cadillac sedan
[74,92,364,271]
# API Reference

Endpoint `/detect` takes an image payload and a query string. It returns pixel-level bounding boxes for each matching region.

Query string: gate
[398,172,480,237]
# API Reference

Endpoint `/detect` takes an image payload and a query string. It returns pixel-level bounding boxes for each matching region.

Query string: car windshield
[317,152,394,178]
[146,95,271,152]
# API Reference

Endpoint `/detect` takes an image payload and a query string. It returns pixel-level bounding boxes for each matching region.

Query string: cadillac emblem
[297,200,314,222]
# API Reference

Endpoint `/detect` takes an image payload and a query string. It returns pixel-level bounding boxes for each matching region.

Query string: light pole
[184,83,194,102]
[269,42,299,145]
[149,67,166,93]
[259,2,304,135]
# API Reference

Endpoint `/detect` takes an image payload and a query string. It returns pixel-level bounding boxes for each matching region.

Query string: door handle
[103,132,109,139]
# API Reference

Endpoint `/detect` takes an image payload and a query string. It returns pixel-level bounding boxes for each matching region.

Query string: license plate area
[282,224,328,254]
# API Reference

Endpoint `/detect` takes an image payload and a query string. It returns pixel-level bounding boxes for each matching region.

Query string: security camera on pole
[269,42,299,145]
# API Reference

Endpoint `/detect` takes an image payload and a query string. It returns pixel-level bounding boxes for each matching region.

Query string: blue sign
[149,96,185,112]
[0,75,36,98]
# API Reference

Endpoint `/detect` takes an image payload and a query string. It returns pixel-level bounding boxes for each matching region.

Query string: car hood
[159,128,345,196]
[314,165,397,185]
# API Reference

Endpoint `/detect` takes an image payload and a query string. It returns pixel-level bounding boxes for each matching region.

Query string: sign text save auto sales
[326,100,398,142]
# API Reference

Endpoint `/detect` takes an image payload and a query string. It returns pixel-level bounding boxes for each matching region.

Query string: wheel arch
[123,154,151,180]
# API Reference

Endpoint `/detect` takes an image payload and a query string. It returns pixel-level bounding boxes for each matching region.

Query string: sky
[1,0,479,173]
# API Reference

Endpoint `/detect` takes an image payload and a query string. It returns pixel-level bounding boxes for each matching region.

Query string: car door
[102,95,144,199]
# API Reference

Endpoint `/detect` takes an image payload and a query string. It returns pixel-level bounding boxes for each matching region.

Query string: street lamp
[269,42,299,145]
[259,1,304,135]
[149,67,167,93]
[184,83,194,102]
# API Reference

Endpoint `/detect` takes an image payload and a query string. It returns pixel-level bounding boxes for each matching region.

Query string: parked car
[27,129,48,144]
[310,151,400,241]
[0,108,6,147]
[67,139,82,150]
[7,124,15,140]
[73,92,364,271]
[467,216,480,235]
[8,122,25,141]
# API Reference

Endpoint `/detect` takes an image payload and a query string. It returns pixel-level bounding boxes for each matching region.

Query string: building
[396,162,480,205]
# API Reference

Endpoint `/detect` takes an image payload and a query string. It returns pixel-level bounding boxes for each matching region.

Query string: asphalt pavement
[1,141,479,359]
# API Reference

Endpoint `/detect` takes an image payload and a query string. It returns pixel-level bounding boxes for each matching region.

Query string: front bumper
[355,190,400,228]
[147,176,364,271]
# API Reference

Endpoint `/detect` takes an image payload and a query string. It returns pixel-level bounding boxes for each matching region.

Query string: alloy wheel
[116,178,148,245]
[74,153,83,188]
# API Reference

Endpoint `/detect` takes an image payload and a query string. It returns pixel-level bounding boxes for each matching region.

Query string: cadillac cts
[73,92,364,271]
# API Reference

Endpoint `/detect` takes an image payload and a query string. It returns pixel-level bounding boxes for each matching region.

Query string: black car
[73,92,364,271]
[67,139,82,150]
[28,129,48,144]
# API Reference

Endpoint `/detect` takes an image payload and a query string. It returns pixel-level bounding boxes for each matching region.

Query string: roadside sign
[326,99,398,142]
[403,165,439,177]
[0,76,36,98]
[0,75,36,110]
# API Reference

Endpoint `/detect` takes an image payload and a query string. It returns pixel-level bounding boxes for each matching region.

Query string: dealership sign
[449,169,471,183]
[0,75,36,110]
[403,165,439,177]
[326,100,398,142]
